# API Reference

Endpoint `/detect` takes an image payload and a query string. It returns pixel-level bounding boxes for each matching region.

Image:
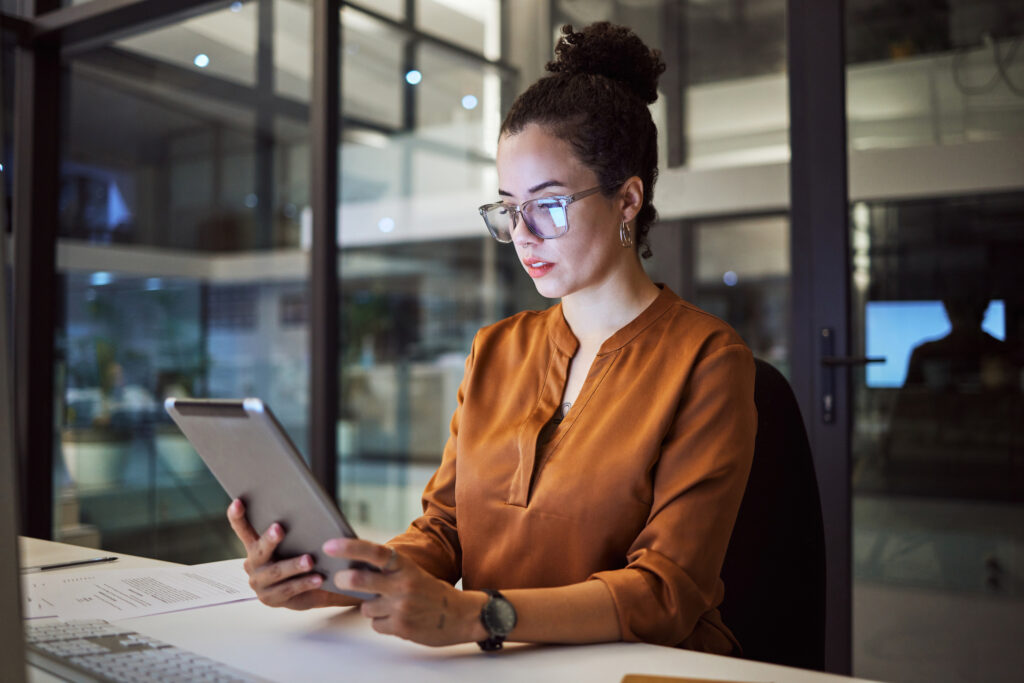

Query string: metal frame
[310,0,341,496]
[788,0,851,674]
[12,0,60,540]
[33,0,228,55]
[255,0,275,248]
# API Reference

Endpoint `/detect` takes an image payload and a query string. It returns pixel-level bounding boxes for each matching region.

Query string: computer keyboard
[25,619,267,683]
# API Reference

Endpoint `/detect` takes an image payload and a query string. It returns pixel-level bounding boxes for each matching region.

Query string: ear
[618,176,644,224]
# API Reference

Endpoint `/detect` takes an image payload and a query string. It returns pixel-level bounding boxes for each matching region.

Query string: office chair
[718,358,826,671]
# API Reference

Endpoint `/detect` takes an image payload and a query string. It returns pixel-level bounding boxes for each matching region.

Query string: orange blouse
[387,285,757,653]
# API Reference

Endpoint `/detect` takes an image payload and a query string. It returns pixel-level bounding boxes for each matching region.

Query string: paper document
[22,558,257,620]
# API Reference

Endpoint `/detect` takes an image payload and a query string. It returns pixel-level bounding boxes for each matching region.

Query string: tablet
[164,397,374,599]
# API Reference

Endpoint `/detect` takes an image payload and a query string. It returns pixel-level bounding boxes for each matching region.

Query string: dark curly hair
[501,23,666,258]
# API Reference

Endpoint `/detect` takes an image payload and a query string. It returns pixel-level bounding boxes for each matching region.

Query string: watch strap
[477,589,514,651]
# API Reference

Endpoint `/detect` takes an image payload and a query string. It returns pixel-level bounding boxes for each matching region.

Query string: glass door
[848,194,1024,683]
[844,2,1024,681]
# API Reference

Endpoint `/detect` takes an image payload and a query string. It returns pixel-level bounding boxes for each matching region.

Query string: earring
[619,221,633,248]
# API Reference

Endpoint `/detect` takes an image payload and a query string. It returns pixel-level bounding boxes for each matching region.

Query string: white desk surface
[21,537,881,683]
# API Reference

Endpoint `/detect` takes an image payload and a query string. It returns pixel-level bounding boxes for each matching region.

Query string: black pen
[21,556,120,573]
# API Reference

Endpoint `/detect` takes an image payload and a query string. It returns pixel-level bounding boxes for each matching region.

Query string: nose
[510,209,539,247]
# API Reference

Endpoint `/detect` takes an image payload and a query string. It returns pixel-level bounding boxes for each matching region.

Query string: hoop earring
[619,221,633,248]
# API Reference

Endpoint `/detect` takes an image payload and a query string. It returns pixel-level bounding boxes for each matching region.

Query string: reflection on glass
[116,8,257,88]
[846,0,1024,150]
[342,7,407,129]
[553,0,789,169]
[852,194,1024,501]
[275,0,312,101]
[58,270,312,560]
[58,274,230,561]
[57,5,310,562]
[865,299,1006,388]
[691,216,790,374]
[353,0,405,22]
[336,239,547,533]
[415,0,501,61]
[415,44,500,158]
[850,192,1024,681]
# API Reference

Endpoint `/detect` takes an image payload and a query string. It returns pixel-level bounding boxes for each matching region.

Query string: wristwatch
[477,589,517,651]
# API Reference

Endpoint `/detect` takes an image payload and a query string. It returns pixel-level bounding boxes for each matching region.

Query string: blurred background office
[1,1,1022,682]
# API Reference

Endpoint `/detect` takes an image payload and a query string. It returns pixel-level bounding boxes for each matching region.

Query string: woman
[228,22,756,654]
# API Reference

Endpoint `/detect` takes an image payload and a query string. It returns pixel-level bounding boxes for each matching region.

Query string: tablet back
[165,398,371,598]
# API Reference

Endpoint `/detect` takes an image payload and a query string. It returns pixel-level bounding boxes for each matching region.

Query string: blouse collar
[547,284,677,357]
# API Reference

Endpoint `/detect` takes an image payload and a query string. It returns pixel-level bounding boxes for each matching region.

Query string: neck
[560,259,660,345]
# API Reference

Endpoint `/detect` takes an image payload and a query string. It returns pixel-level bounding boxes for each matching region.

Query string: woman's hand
[227,499,359,611]
[324,538,487,647]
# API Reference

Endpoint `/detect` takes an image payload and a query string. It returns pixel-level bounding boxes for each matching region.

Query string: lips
[522,257,554,279]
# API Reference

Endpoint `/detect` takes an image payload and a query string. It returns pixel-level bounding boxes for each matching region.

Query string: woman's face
[495,123,631,301]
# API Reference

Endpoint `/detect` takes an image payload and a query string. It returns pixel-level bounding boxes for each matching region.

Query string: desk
[21,538,880,683]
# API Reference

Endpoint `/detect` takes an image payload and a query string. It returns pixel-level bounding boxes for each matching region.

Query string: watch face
[483,595,517,636]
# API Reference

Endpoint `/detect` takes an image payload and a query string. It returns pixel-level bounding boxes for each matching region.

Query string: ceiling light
[90,272,113,287]
[194,53,210,68]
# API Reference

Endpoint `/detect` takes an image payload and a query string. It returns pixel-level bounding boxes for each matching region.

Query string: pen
[21,556,120,573]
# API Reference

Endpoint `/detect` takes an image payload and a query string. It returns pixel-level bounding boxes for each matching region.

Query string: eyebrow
[497,180,566,197]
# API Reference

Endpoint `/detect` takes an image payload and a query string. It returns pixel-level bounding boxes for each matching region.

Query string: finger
[371,616,396,636]
[249,522,285,568]
[360,597,391,619]
[256,572,324,608]
[332,568,390,596]
[249,554,316,591]
[323,538,397,571]
[226,499,260,550]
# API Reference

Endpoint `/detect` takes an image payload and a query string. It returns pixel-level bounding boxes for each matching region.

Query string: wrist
[461,590,490,643]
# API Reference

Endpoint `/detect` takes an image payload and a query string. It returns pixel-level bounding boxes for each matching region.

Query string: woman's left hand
[323,538,486,647]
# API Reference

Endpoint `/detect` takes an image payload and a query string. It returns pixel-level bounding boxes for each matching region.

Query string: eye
[535,200,567,228]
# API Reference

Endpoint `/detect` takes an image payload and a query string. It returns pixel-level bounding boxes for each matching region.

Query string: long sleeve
[588,343,757,647]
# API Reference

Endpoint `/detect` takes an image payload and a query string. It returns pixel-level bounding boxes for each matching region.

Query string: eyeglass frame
[477,180,625,243]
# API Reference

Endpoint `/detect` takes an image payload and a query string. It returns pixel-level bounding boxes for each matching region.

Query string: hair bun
[545,22,666,105]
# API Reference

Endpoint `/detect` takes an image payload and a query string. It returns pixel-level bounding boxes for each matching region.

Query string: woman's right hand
[227,498,361,611]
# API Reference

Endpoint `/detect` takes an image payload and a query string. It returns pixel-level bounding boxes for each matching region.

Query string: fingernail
[300,555,312,570]
[309,575,322,587]
[322,539,342,554]
[270,524,282,539]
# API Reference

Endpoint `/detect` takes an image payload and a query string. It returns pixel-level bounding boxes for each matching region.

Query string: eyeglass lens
[484,199,568,242]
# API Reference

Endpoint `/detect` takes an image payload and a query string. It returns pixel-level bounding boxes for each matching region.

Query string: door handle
[821,356,886,366]
[819,329,887,424]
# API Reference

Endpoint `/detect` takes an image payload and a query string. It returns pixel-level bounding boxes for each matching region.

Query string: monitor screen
[865,299,1006,388]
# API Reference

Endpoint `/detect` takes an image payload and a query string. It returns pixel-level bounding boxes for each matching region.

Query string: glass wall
[333,2,541,538]
[690,215,790,376]
[846,3,1024,681]
[55,0,310,562]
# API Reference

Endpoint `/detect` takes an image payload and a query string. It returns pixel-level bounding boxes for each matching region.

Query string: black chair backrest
[719,358,826,670]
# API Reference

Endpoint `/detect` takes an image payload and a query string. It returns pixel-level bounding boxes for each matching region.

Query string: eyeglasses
[478,181,622,243]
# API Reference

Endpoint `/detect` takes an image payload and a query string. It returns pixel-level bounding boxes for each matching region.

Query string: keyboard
[25,619,266,683]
